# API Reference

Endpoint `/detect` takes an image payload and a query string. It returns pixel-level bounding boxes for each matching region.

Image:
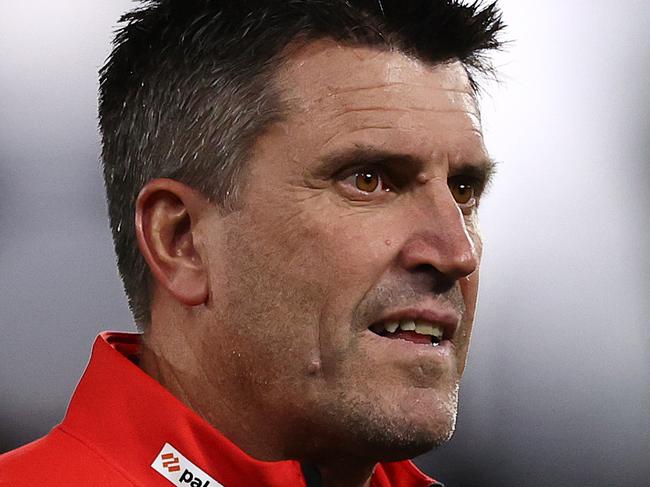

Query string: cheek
[210,211,330,376]
[220,205,394,389]
[219,199,374,339]
[246,203,402,360]
[462,212,482,307]
[301,209,402,307]
[260,192,398,288]
[460,270,479,320]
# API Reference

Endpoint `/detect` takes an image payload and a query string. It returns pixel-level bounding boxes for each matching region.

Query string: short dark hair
[99,0,504,328]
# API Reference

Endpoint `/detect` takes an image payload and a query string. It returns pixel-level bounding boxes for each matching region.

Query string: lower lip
[383,330,436,345]
[364,330,454,363]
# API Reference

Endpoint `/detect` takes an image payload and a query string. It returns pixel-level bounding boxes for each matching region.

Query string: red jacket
[0,332,441,486]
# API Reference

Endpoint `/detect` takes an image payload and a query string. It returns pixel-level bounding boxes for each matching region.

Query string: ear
[135,178,209,307]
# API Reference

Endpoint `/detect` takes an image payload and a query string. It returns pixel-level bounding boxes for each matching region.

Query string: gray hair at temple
[98,0,504,329]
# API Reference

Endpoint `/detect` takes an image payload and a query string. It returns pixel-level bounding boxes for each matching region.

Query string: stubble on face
[197,39,488,462]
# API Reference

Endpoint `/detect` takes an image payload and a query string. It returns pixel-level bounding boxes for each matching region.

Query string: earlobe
[135,179,209,307]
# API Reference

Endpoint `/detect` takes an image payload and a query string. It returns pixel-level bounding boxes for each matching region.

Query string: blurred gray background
[1,1,648,486]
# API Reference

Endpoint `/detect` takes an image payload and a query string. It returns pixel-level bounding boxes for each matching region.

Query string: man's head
[100,0,503,467]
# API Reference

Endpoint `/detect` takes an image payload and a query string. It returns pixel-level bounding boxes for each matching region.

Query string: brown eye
[449,177,475,205]
[338,168,391,200]
[355,171,380,192]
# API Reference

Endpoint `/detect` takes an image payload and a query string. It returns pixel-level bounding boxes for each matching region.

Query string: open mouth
[369,320,445,347]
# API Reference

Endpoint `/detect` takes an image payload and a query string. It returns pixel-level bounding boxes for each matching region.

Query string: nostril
[411,264,456,294]
[431,278,455,295]
[413,263,435,274]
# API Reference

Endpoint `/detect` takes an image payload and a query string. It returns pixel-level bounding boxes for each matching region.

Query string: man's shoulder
[0,426,133,486]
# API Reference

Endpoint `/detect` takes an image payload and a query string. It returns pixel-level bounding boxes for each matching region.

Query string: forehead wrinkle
[320,126,395,148]
[319,125,476,151]
[309,85,477,111]
[311,81,476,103]
[318,126,488,168]
[324,105,482,135]
[324,83,475,99]
[320,81,416,98]
[277,40,474,101]
[273,41,486,167]
[277,48,478,128]
[317,107,485,152]
[332,106,479,115]
[284,63,475,108]
[307,51,469,91]
[461,127,485,139]
[316,87,480,124]
[332,105,475,115]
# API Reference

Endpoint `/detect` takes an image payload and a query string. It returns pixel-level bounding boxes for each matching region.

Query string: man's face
[198,40,491,460]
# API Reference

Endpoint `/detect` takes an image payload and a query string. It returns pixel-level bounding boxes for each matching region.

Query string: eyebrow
[316,144,498,189]
[452,158,498,192]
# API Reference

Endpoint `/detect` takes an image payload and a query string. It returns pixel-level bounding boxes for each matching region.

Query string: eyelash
[336,166,483,212]
[336,166,394,200]
[448,175,482,212]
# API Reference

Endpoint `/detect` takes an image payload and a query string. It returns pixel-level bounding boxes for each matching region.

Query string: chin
[366,411,457,461]
[358,427,455,462]
[324,387,460,462]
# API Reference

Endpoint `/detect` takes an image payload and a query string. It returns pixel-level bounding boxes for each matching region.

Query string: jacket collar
[60,332,440,487]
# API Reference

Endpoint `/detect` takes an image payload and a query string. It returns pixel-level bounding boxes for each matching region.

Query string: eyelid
[447,175,481,214]
[448,162,494,197]
[340,162,419,196]
[339,164,393,186]
[334,167,396,201]
[448,174,486,198]
[336,161,389,179]
[342,169,388,192]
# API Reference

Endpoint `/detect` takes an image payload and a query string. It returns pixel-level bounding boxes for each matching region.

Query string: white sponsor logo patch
[152,443,224,487]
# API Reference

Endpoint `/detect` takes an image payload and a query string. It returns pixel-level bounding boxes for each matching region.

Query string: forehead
[281,39,474,98]
[273,39,485,166]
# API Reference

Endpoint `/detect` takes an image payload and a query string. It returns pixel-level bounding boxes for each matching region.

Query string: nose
[397,188,479,281]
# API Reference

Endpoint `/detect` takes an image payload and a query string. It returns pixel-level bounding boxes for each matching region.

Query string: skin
[137,39,492,487]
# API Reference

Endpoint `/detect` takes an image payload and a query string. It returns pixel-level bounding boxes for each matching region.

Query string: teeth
[414,321,434,336]
[400,320,416,331]
[400,320,445,340]
[414,320,444,340]
[376,320,446,343]
[384,322,399,333]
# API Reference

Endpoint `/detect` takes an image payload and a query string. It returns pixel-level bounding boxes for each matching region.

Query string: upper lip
[368,306,461,340]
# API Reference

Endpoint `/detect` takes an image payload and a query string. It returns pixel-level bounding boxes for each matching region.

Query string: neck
[139,314,377,487]
[313,461,374,487]
[138,319,290,461]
